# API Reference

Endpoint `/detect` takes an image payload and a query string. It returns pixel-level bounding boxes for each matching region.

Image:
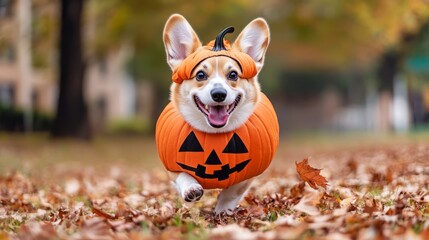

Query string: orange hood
[172,27,258,84]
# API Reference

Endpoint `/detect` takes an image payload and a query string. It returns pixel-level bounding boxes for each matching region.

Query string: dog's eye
[195,71,208,81]
[227,71,238,81]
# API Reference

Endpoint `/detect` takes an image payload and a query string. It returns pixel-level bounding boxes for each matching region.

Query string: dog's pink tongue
[208,106,228,127]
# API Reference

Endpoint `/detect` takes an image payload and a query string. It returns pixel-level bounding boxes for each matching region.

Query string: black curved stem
[212,26,234,51]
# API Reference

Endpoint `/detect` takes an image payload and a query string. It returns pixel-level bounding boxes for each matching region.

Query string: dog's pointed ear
[163,14,202,71]
[233,18,270,71]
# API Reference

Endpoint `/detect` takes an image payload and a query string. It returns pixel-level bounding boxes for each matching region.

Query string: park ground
[0,132,428,239]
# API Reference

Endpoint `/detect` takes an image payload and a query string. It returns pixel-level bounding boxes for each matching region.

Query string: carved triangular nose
[205,150,222,165]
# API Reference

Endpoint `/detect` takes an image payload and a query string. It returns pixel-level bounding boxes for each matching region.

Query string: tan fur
[163,14,202,71]
[171,56,261,108]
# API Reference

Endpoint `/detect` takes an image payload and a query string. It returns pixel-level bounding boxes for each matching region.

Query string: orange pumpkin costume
[156,94,279,189]
[156,27,279,189]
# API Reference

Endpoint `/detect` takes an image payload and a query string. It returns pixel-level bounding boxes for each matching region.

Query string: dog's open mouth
[194,95,241,128]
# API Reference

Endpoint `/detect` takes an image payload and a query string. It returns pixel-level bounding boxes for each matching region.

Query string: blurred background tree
[1,0,429,137]
[51,0,91,139]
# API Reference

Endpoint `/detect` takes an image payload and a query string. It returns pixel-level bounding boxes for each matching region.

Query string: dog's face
[163,14,270,133]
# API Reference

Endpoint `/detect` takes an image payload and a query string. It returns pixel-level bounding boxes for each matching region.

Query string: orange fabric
[172,40,258,84]
[155,93,279,189]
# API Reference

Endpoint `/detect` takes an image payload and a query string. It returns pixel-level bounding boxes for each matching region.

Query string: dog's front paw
[214,203,234,215]
[182,183,204,202]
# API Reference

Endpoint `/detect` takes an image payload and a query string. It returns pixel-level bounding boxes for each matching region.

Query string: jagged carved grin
[194,95,241,128]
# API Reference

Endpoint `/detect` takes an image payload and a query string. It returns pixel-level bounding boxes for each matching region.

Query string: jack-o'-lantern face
[176,131,251,181]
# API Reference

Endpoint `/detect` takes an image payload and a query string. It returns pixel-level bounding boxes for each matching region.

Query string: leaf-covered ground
[0,134,428,239]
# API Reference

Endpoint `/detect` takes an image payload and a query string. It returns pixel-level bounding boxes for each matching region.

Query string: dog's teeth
[205,105,209,110]
[226,105,230,111]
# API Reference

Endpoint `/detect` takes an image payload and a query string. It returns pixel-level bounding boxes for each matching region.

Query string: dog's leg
[173,172,204,202]
[214,179,253,215]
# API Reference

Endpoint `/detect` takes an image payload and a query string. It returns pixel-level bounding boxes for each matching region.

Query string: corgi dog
[160,14,272,215]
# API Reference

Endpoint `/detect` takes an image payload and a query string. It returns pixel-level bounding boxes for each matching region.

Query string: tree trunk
[377,51,400,94]
[51,0,91,139]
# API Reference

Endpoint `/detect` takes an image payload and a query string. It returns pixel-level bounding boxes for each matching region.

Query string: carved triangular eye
[179,131,204,152]
[205,150,222,165]
[223,133,248,153]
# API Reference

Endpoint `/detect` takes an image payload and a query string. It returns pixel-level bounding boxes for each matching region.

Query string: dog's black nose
[211,88,227,102]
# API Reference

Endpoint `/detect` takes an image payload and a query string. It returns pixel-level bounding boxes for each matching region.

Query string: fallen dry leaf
[295,158,328,190]
[290,182,305,198]
[0,138,428,239]
[293,192,323,216]
[92,206,116,220]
